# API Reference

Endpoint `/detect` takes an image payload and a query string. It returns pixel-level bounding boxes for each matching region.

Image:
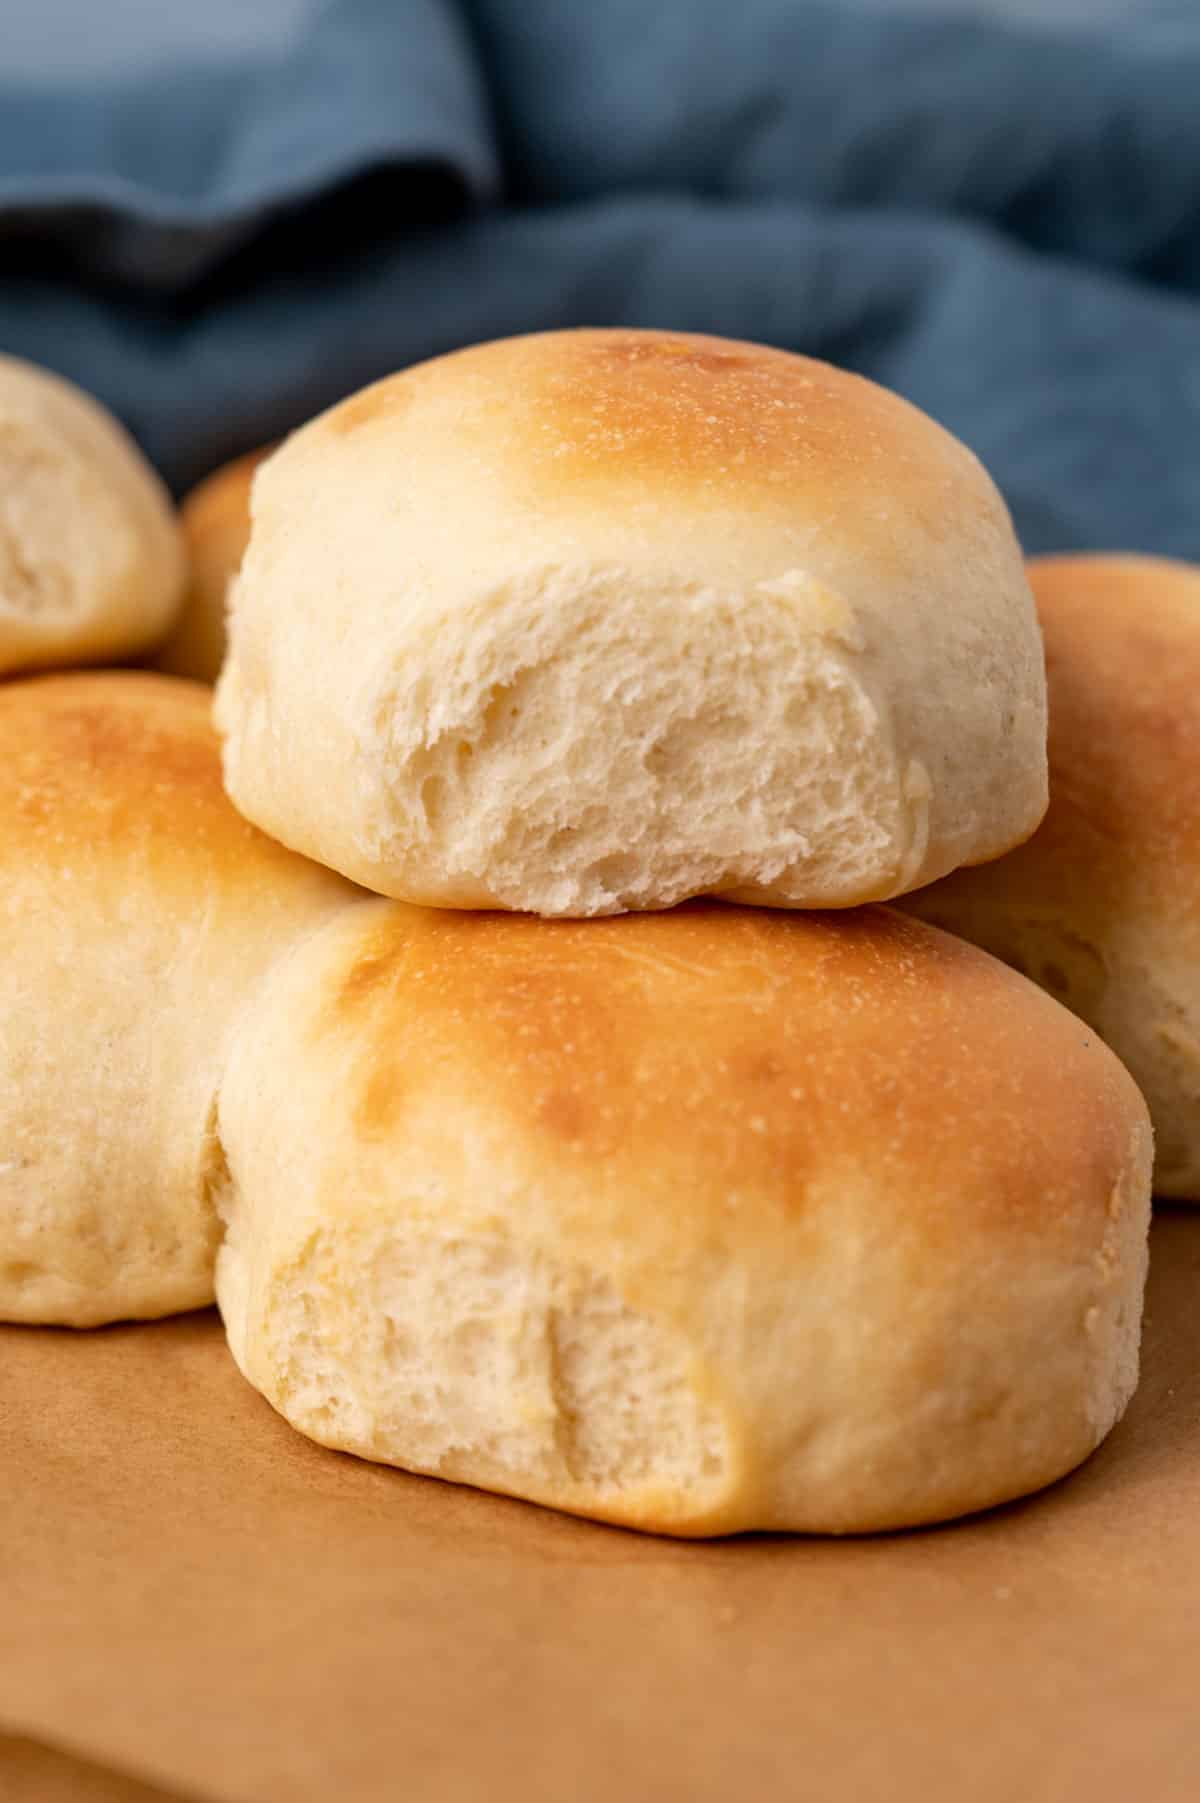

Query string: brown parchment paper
[0,1731,195,1802]
[3,1212,1199,1803]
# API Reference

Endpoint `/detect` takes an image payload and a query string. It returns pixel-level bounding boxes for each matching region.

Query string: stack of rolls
[3,329,1180,1537]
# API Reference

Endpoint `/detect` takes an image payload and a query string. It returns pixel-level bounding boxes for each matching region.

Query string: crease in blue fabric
[0,0,1197,557]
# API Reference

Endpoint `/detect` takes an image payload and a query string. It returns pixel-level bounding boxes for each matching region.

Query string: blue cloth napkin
[1,0,1197,556]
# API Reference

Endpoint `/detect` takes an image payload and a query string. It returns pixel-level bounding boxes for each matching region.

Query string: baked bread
[157,445,273,684]
[0,672,355,1326]
[903,553,1200,1200]
[216,328,1047,917]
[215,900,1150,1536]
[0,355,184,676]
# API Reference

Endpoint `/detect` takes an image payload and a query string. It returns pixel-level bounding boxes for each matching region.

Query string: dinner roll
[157,445,273,684]
[216,329,1046,917]
[0,355,184,676]
[0,673,355,1326]
[904,555,1200,1198]
[215,901,1150,1536]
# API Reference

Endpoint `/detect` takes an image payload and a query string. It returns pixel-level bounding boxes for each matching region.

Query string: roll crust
[0,672,356,1324]
[0,355,184,675]
[217,329,1046,917]
[903,554,1200,1198]
[157,445,273,684]
[216,898,1151,1535]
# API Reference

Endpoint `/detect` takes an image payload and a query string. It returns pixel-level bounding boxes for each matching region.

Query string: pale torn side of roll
[216,329,1047,918]
[0,355,184,676]
[214,899,1151,1536]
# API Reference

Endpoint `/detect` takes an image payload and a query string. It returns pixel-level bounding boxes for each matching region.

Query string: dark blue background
[2,0,1197,555]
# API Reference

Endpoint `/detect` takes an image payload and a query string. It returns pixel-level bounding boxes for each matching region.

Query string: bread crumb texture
[215,899,1151,1535]
[217,329,1045,916]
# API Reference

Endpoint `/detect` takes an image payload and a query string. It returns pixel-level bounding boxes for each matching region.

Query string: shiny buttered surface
[0,673,1151,1532]
[904,554,1200,1200]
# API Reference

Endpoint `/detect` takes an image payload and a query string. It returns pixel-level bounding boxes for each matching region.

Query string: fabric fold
[5,192,1197,557]
[0,0,498,288]
[464,0,1200,290]
[0,1,1196,555]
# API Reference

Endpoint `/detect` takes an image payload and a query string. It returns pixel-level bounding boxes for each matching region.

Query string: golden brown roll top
[215,899,1151,1535]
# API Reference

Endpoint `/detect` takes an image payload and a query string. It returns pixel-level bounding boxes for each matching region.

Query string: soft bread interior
[218,1212,734,1531]
[216,330,1046,918]
[357,571,915,916]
